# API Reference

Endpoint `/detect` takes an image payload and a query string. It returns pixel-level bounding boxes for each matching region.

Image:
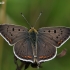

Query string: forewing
[0,24,28,45]
[37,38,56,63]
[38,27,70,47]
[13,38,34,63]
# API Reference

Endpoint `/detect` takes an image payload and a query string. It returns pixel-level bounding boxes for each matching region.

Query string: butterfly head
[29,27,38,33]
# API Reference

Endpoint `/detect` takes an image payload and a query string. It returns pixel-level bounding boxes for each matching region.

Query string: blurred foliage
[0,0,70,70]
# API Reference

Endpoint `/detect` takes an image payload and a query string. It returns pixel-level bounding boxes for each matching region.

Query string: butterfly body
[0,24,70,65]
[28,27,38,63]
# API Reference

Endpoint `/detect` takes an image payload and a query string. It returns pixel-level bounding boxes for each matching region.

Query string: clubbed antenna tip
[21,13,22,15]
[40,11,43,14]
[34,12,42,27]
[21,12,31,28]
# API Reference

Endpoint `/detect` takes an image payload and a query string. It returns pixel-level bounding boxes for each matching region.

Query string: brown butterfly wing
[0,24,34,63]
[14,38,34,63]
[38,27,70,47]
[37,37,56,62]
[37,27,70,62]
[0,24,28,45]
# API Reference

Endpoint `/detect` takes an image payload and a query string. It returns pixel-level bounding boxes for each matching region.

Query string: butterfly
[0,24,70,70]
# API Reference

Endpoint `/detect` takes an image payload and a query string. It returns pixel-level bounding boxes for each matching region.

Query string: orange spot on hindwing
[23,56,32,59]
[39,56,47,59]
[28,56,32,58]
[57,40,63,45]
[39,55,53,59]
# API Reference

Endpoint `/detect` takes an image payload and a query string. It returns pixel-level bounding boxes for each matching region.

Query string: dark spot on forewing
[48,30,50,32]
[54,30,56,33]
[12,28,14,31]
[56,36,58,39]
[11,34,13,36]
[18,29,20,31]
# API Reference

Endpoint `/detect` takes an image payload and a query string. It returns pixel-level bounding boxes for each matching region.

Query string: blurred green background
[0,0,70,70]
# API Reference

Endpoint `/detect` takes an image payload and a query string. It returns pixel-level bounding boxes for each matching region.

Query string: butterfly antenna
[21,13,31,28]
[34,12,42,27]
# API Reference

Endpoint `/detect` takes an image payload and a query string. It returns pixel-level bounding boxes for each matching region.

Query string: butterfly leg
[14,56,20,70]
[14,56,25,70]
[56,49,67,58]
[24,62,31,70]
[31,62,43,68]
[37,62,43,68]
[19,61,26,70]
